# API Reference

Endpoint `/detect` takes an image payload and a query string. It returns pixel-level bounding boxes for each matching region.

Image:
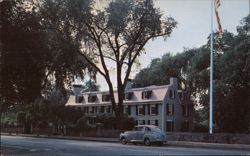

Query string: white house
[65,77,193,132]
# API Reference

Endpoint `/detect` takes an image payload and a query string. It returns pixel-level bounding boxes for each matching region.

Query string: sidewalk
[2,133,250,151]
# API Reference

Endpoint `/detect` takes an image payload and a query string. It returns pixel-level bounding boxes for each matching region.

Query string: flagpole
[209,0,214,134]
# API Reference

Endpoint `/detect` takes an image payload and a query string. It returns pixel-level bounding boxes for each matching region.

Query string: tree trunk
[116,81,125,130]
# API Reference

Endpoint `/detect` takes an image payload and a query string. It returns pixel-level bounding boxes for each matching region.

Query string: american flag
[214,0,222,33]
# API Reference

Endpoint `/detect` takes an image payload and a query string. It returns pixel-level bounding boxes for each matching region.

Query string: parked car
[119,125,167,146]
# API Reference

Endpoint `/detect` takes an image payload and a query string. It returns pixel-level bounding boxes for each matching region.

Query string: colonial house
[65,77,193,132]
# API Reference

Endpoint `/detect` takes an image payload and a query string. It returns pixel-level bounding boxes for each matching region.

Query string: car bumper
[155,139,167,143]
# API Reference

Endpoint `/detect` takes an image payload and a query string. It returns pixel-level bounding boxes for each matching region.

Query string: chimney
[170,77,178,89]
[125,79,133,90]
[72,84,83,96]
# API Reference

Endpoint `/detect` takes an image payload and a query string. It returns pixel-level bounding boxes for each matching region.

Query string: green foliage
[96,114,135,130]
[134,14,250,133]
[1,112,17,126]
[0,0,90,111]
[76,116,88,132]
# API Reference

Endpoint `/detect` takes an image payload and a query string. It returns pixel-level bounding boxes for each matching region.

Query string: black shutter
[155,104,158,115]
[143,105,146,115]
[143,120,145,125]
[167,104,169,115]
[136,106,138,115]
[148,120,150,125]
[148,104,150,115]
[136,120,138,125]
[155,120,158,126]
[128,105,131,115]
[172,104,174,115]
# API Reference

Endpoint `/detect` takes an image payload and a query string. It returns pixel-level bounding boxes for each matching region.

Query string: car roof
[136,125,158,128]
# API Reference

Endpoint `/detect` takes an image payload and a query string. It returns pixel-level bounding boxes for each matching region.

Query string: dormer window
[142,90,152,99]
[75,95,84,103]
[169,90,175,99]
[102,94,110,102]
[124,92,133,100]
[88,94,97,103]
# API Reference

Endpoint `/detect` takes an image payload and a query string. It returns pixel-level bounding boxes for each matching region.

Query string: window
[145,127,151,131]
[167,103,174,115]
[99,106,105,113]
[142,90,152,99]
[169,90,175,99]
[166,121,174,132]
[182,105,189,116]
[124,92,133,100]
[83,107,89,114]
[150,104,158,115]
[138,120,145,125]
[181,120,189,131]
[102,94,110,102]
[75,95,84,103]
[88,94,97,103]
[90,106,97,113]
[149,120,155,125]
[138,105,145,115]
[88,117,96,125]
[124,105,131,115]
[106,106,112,113]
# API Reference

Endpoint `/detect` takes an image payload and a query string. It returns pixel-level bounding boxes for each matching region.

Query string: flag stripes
[214,0,222,33]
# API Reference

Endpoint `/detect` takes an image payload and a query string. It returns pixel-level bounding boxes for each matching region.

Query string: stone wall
[166,132,250,144]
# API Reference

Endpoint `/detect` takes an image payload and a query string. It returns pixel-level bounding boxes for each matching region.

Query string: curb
[2,133,250,151]
[166,141,250,151]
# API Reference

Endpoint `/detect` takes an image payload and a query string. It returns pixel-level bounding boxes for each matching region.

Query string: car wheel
[144,138,151,146]
[121,138,127,145]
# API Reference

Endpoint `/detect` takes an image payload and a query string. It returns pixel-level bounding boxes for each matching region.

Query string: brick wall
[166,132,250,144]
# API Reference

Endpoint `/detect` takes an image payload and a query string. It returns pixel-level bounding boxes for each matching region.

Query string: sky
[84,0,249,91]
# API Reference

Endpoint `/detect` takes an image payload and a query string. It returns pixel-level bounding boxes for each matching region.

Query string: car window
[138,126,144,131]
[145,127,151,131]
[153,127,162,133]
[133,126,138,131]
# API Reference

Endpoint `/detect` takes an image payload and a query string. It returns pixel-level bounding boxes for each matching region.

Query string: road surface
[1,135,250,155]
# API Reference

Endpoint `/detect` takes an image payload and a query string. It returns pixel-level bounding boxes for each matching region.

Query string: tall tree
[0,0,89,111]
[39,0,177,128]
[0,0,48,110]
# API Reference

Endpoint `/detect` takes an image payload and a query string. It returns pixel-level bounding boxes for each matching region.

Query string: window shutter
[136,106,138,115]
[155,104,158,115]
[148,104,150,115]
[128,105,131,115]
[167,104,169,115]
[172,104,174,115]
[155,120,158,126]
[148,120,150,125]
[143,105,146,115]
[143,120,145,125]
[136,120,138,125]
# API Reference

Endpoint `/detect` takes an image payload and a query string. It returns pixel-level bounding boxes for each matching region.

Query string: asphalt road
[1,135,250,155]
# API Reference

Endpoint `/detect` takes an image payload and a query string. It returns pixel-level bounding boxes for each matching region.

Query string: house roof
[65,84,173,106]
